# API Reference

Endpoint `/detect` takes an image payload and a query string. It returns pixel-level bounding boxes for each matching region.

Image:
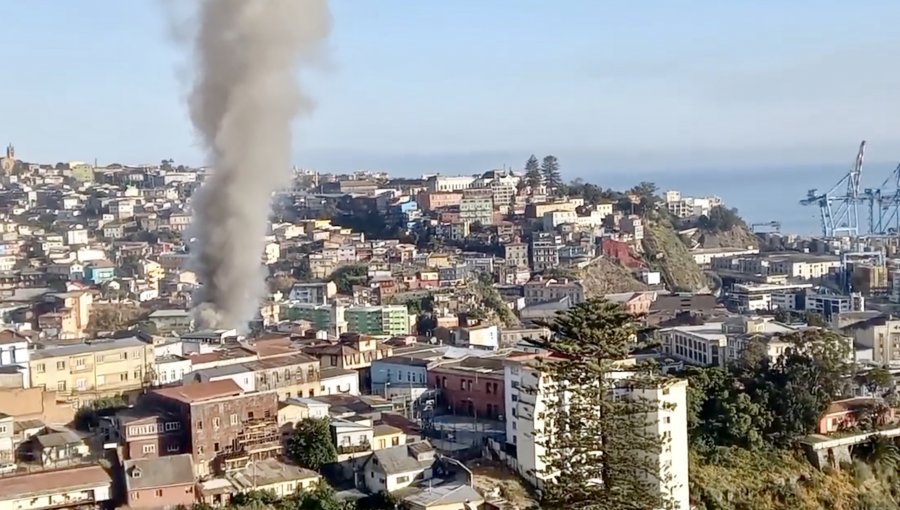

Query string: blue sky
[2,0,900,179]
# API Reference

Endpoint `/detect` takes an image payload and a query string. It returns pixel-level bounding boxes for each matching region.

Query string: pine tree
[524,154,543,190]
[529,298,677,510]
[541,155,561,194]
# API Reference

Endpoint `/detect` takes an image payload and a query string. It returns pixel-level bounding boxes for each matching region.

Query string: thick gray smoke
[184,0,330,331]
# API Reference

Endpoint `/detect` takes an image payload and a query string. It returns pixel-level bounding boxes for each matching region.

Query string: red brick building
[430,357,506,420]
[145,379,280,476]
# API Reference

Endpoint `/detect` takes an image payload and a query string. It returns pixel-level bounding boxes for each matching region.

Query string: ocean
[592,161,900,237]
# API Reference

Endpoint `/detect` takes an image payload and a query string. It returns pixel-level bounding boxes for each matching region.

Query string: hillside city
[1,148,900,509]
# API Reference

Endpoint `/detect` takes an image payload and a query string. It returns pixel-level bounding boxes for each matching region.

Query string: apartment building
[660,317,796,367]
[504,242,529,270]
[663,190,721,219]
[346,305,410,336]
[29,336,155,405]
[116,406,186,460]
[425,175,476,193]
[844,316,900,365]
[523,276,585,306]
[245,353,320,400]
[431,357,505,420]
[530,233,560,272]
[726,282,814,311]
[416,191,463,212]
[503,355,689,508]
[147,380,281,477]
[281,303,347,336]
[39,290,93,340]
[287,281,337,305]
[459,188,494,226]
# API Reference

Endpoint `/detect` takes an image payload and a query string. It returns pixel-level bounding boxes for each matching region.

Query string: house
[0,464,113,510]
[401,484,484,510]
[331,416,374,462]
[24,426,91,469]
[817,397,897,435]
[124,453,196,509]
[360,441,436,493]
[225,457,321,499]
[320,368,360,396]
[148,309,194,334]
[116,407,185,460]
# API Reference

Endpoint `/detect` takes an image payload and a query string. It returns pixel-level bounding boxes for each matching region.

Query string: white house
[360,441,436,494]
[0,330,30,388]
[320,368,360,396]
[331,417,375,462]
[153,355,192,387]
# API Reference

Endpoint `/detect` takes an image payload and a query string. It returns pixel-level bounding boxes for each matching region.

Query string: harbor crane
[801,141,900,238]
[800,141,865,238]
[751,221,781,234]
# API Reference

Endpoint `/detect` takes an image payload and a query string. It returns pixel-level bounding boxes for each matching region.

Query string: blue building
[84,262,116,285]
[370,350,445,394]
[386,199,421,230]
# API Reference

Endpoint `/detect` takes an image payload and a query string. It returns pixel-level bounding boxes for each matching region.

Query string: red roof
[152,379,243,404]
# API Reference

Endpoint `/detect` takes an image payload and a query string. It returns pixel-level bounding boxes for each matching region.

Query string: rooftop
[152,379,244,404]
[226,458,319,491]
[31,336,148,359]
[0,464,112,499]
[124,454,195,490]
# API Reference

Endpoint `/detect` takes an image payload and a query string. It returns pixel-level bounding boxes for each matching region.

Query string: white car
[0,463,17,475]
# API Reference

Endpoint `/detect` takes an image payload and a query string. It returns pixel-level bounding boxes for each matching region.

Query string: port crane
[750,221,781,234]
[800,141,866,238]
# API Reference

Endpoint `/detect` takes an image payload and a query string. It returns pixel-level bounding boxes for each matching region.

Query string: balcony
[337,441,371,455]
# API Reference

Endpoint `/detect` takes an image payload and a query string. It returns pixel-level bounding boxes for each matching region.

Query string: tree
[864,367,894,396]
[328,264,369,294]
[697,205,743,232]
[524,154,543,190]
[804,311,828,327]
[529,298,676,510]
[541,155,561,194]
[286,418,337,471]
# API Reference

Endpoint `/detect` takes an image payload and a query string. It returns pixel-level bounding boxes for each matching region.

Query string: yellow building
[28,336,155,405]
[373,423,406,450]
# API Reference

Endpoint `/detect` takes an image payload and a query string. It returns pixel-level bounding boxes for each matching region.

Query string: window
[134,369,141,380]
[35,363,45,373]
[213,417,220,429]
[264,410,271,418]
[392,437,400,446]
[122,351,128,360]
[196,421,203,431]
[76,379,86,390]
[56,361,65,370]
[378,439,386,449]
[512,421,517,430]
[665,417,671,424]
[155,490,163,497]
[396,475,410,484]
[248,412,254,420]
[57,380,66,392]
[164,422,180,432]
[120,373,129,382]
[512,394,518,402]
[75,358,85,367]
[143,444,156,454]
[167,444,179,452]
[230,414,238,426]
[132,492,140,500]
[460,379,465,390]
[214,442,220,452]
[97,374,105,385]
[198,445,204,454]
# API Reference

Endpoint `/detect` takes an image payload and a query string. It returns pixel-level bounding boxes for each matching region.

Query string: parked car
[0,463,17,475]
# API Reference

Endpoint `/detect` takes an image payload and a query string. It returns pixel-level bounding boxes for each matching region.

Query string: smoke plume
[184,0,330,331]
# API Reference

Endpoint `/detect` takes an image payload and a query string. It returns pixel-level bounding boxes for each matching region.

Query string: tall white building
[503,355,690,509]
[426,175,476,193]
